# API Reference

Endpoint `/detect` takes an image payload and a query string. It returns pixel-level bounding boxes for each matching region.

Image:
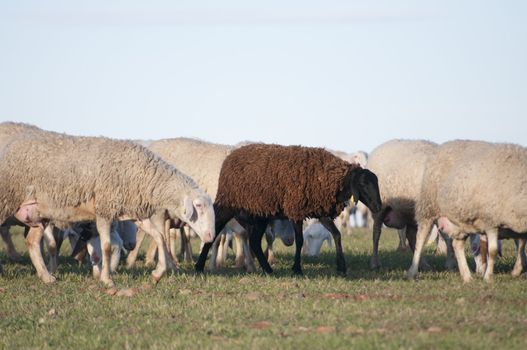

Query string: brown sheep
[195,143,382,275]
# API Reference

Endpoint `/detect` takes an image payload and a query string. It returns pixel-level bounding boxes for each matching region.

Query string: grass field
[1,226,526,349]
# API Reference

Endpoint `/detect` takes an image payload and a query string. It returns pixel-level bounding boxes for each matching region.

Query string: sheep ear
[348,169,361,204]
[183,196,195,222]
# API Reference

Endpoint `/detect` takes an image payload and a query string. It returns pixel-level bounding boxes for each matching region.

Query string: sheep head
[173,193,215,243]
[349,168,382,214]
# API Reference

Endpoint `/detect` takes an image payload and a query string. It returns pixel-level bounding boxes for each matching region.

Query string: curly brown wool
[215,143,361,221]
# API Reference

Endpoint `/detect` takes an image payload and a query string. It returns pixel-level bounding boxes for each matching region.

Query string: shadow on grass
[0,246,522,283]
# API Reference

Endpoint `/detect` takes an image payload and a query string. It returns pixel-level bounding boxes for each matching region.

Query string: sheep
[407,140,527,282]
[302,219,334,257]
[367,139,438,270]
[195,143,382,275]
[264,219,295,265]
[124,137,233,267]
[0,122,214,286]
[132,138,295,272]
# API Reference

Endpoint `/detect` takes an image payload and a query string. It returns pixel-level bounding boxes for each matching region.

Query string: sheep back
[215,143,358,221]
[417,140,527,233]
[148,138,232,200]
[0,128,199,222]
[367,139,437,218]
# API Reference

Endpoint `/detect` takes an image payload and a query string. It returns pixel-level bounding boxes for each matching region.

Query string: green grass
[1,226,526,349]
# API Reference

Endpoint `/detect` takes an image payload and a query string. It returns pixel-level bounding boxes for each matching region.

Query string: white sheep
[124,137,232,268]
[367,139,438,270]
[407,140,527,282]
[0,122,215,286]
[302,220,334,257]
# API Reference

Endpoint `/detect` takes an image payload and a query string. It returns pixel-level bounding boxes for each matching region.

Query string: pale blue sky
[0,1,525,153]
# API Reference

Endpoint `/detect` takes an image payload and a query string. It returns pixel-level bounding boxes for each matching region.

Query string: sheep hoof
[511,268,522,278]
[151,272,163,284]
[337,269,347,277]
[101,279,115,288]
[462,276,473,284]
[195,262,205,273]
[8,252,22,262]
[370,260,381,270]
[292,268,303,276]
[263,267,274,274]
[445,261,457,272]
[40,273,57,284]
[406,269,418,280]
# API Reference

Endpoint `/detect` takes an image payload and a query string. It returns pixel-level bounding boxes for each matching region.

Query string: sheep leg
[483,229,499,282]
[207,234,221,271]
[169,228,178,263]
[406,224,431,271]
[126,227,146,268]
[145,238,158,267]
[195,206,234,272]
[95,217,114,287]
[480,235,489,274]
[320,217,346,275]
[217,233,228,268]
[138,215,173,283]
[248,221,273,274]
[370,213,384,269]
[398,228,409,251]
[25,226,56,283]
[43,224,58,274]
[181,226,194,263]
[265,233,275,265]
[166,228,180,271]
[164,219,175,264]
[406,219,434,280]
[438,229,457,271]
[240,232,256,272]
[234,232,245,268]
[451,237,472,283]
[1,226,21,260]
[291,220,304,275]
[53,227,64,257]
[511,239,527,277]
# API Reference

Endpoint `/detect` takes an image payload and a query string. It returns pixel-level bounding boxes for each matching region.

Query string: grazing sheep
[0,123,214,286]
[407,140,527,282]
[196,143,382,275]
[367,139,438,270]
[264,219,295,265]
[124,137,233,267]
[302,219,334,257]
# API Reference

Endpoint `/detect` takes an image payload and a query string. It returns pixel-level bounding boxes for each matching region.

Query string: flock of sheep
[0,121,525,288]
